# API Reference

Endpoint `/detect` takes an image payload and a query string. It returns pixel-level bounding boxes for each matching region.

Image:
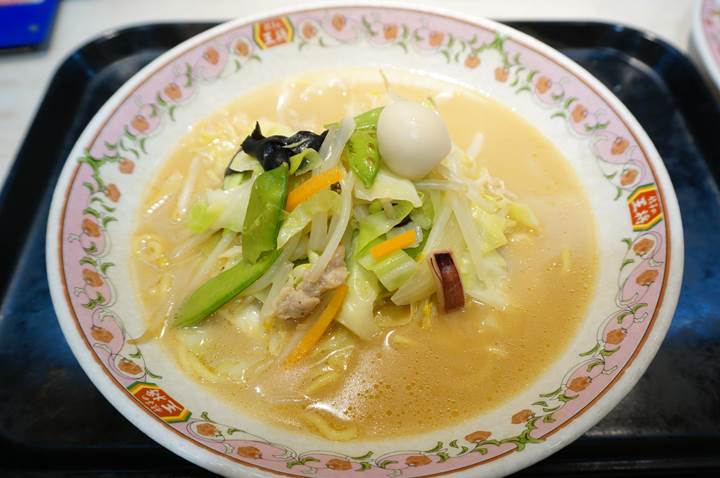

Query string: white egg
[376,100,451,179]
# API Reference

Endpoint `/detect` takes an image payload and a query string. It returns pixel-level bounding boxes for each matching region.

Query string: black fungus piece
[240,122,328,171]
[283,130,328,155]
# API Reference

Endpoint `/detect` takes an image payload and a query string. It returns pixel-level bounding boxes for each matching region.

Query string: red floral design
[119,159,135,174]
[332,14,347,31]
[405,455,432,467]
[535,76,552,94]
[90,325,113,343]
[118,358,142,375]
[465,430,492,442]
[326,459,353,470]
[237,446,262,459]
[620,168,638,186]
[82,269,104,287]
[495,67,509,82]
[164,82,182,101]
[105,184,121,202]
[511,409,534,424]
[567,376,591,392]
[633,238,654,256]
[605,328,626,345]
[82,218,101,237]
[465,54,480,69]
[203,46,220,65]
[428,31,444,47]
[384,24,399,40]
[571,104,588,123]
[611,137,630,155]
[131,115,150,133]
[196,423,219,437]
[636,269,658,286]
[302,23,317,39]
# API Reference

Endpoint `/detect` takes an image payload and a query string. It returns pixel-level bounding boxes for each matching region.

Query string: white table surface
[0,0,694,188]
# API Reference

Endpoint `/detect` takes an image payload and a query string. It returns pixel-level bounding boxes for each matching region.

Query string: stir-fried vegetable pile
[175,99,538,364]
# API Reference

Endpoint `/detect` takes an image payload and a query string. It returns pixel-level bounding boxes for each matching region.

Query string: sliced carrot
[370,229,417,259]
[285,284,349,366]
[286,167,343,211]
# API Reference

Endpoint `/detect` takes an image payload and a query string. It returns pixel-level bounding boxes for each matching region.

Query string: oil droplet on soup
[132,68,597,439]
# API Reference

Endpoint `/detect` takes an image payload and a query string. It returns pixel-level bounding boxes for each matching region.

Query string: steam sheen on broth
[132,69,597,439]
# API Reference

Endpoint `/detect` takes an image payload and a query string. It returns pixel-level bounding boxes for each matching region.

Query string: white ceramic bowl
[46,4,683,477]
[690,0,720,92]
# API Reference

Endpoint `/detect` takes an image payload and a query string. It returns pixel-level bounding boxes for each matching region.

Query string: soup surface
[132,68,597,439]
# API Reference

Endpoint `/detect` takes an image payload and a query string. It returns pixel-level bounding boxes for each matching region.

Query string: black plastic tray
[1,21,719,477]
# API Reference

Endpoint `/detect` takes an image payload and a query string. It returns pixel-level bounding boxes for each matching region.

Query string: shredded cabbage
[318,117,355,173]
[391,261,435,305]
[306,173,355,282]
[437,213,508,307]
[187,177,255,234]
[410,192,435,230]
[277,189,341,248]
[289,148,322,174]
[508,201,539,229]
[188,202,216,233]
[452,195,506,260]
[356,200,413,250]
[358,243,417,291]
[227,150,263,175]
[335,252,381,340]
[354,168,422,207]
[451,196,506,284]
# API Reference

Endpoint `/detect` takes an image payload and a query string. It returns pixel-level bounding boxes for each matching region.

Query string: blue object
[0,0,59,50]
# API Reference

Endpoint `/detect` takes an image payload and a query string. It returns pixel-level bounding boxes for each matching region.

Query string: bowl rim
[692,0,720,88]
[45,2,684,477]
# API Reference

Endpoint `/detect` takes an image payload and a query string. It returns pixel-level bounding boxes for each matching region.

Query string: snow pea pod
[242,163,289,264]
[175,249,281,327]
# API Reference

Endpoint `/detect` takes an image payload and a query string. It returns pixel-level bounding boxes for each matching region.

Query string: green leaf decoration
[378,460,397,469]
[587,359,604,373]
[539,386,563,398]
[579,343,600,357]
[631,303,648,313]
[83,207,101,218]
[424,441,443,453]
[145,367,163,379]
[79,257,97,267]
[349,451,373,461]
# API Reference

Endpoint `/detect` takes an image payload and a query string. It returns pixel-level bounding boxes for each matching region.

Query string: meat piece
[273,246,348,320]
[273,289,321,320]
[302,246,347,296]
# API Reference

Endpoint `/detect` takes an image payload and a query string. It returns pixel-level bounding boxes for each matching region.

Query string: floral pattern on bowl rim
[701,0,720,65]
[46,5,683,478]
[694,0,720,89]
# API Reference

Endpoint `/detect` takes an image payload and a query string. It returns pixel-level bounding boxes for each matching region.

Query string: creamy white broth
[132,69,597,439]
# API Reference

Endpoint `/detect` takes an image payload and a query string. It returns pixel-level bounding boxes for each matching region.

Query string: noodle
[189,229,236,291]
[304,371,340,395]
[306,173,354,282]
[174,156,203,220]
[302,411,358,442]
